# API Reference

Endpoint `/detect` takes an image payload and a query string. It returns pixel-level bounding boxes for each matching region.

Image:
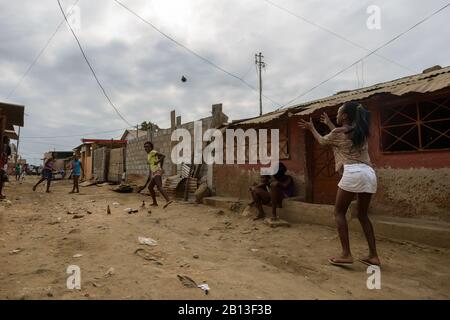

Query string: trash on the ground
[250,248,259,252]
[112,184,133,193]
[97,182,111,187]
[263,218,291,228]
[72,214,84,219]
[177,275,197,288]
[1,199,12,206]
[124,208,139,214]
[194,183,210,204]
[242,205,257,217]
[134,248,161,262]
[138,237,158,246]
[112,202,120,207]
[92,282,103,288]
[104,267,115,277]
[107,205,111,215]
[208,209,225,215]
[80,180,97,187]
[198,282,210,295]
[73,254,83,258]
[9,248,22,254]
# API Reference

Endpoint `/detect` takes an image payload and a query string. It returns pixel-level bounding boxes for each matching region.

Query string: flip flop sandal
[358,259,381,267]
[328,258,353,266]
[163,200,173,209]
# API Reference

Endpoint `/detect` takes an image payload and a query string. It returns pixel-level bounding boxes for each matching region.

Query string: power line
[21,140,74,148]
[261,0,417,73]
[5,0,80,100]
[113,0,282,107]
[280,2,450,109]
[21,126,133,139]
[57,0,133,127]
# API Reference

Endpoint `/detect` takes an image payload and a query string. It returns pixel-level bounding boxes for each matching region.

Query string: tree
[140,121,159,131]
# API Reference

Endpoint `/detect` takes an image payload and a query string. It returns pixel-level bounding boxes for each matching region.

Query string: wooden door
[311,120,340,204]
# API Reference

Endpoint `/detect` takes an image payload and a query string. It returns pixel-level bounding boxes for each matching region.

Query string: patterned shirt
[317,129,372,173]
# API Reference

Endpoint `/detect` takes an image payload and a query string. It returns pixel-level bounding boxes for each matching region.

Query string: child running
[299,101,380,267]
[33,156,56,193]
[137,141,173,208]
[69,153,84,193]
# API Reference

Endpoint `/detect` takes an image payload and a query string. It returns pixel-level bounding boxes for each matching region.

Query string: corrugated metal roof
[228,66,450,126]
[228,109,288,126]
[294,65,450,116]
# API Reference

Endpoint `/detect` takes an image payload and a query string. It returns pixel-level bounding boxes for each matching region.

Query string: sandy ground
[0,177,449,300]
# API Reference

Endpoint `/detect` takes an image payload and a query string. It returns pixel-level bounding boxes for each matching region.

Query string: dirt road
[0,177,449,299]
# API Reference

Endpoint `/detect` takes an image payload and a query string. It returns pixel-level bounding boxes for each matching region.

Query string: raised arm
[298,118,328,145]
[320,112,336,131]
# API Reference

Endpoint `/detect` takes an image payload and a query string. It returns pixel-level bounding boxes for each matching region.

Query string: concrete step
[203,196,450,249]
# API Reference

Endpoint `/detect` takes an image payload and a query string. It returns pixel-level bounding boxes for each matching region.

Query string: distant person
[14,163,21,181]
[20,163,27,182]
[299,101,380,267]
[249,162,294,221]
[137,141,173,208]
[69,154,83,194]
[0,136,12,199]
[33,156,56,193]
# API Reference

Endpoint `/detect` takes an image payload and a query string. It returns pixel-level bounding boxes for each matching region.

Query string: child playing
[33,156,56,193]
[69,153,84,193]
[137,141,173,208]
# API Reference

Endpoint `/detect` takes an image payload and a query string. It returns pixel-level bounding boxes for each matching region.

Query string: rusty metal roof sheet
[228,109,288,126]
[293,65,450,116]
[226,66,450,126]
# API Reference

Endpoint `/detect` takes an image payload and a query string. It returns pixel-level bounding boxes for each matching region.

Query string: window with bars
[380,96,450,152]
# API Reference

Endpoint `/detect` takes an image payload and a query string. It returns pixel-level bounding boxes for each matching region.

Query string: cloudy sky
[1,0,449,165]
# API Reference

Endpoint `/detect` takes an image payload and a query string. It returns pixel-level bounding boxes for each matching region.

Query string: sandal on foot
[163,200,173,209]
[358,258,381,267]
[328,257,354,266]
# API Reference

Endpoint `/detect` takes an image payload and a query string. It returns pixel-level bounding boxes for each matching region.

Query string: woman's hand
[320,112,331,126]
[298,118,313,130]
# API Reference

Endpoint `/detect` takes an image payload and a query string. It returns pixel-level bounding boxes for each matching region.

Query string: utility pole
[255,52,265,116]
[15,126,21,165]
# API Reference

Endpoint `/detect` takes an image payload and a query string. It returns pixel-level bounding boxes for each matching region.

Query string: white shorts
[338,163,377,194]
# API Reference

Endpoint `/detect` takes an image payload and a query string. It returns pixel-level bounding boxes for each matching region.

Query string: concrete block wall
[126,136,150,176]
[125,104,228,180]
[108,147,125,183]
[93,147,109,182]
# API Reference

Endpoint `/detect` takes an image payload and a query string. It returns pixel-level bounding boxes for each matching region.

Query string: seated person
[249,162,294,221]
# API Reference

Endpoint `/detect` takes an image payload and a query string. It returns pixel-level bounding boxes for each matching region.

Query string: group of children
[32,153,83,193]
[30,142,173,209]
